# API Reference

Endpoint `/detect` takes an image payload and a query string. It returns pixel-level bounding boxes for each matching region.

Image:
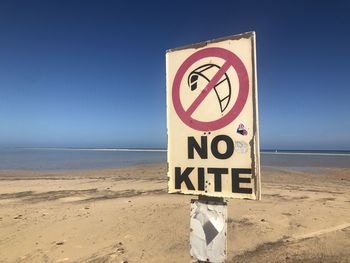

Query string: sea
[0,148,349,172]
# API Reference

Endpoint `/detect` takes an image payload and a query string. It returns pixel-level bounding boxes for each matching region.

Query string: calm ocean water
[0,148,349,171]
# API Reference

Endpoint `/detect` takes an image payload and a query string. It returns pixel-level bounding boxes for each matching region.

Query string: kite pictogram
[172,47,249,131]
[188,64,232,113]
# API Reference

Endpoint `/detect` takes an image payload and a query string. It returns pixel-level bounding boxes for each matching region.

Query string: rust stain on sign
[167,31,255,53]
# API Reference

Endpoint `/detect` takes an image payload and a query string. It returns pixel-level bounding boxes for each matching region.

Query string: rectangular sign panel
[166,32,261,199]
[190,200,227,262]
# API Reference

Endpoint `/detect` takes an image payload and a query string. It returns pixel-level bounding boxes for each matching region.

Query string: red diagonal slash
[186,61,231,116]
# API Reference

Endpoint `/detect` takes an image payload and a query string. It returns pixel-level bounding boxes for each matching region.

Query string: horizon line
[1,147,350,156]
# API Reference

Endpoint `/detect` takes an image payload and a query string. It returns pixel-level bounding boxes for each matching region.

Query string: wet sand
[0,164,349,262]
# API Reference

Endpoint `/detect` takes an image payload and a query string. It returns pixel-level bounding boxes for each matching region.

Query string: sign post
[166,32,260,262]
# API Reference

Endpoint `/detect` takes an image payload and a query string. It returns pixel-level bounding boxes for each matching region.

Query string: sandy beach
[0,164,349,263]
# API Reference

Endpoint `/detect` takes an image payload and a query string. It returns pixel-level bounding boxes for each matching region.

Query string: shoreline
[0,162,167,176]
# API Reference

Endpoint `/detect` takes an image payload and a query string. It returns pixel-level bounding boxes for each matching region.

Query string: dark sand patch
[0,188,166,204]
[231,227,350,263]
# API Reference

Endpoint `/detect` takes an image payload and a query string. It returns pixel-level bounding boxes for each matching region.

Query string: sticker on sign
[166,32,261,200]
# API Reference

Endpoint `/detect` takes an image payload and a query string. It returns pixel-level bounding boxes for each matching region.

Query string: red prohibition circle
[172,47,249,131]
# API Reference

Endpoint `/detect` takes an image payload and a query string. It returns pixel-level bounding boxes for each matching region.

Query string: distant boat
[275,149,278,153]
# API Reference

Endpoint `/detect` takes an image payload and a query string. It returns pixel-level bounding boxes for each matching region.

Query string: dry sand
[0,164,349,263]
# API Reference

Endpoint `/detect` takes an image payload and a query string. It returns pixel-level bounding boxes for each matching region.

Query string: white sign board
[190,200,227,262]
[166,32,261,200]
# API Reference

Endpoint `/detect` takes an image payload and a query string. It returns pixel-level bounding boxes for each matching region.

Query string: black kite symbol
[187,64,232,113]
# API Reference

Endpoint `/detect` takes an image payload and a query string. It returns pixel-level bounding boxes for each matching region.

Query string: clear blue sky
[1,0,349,150]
